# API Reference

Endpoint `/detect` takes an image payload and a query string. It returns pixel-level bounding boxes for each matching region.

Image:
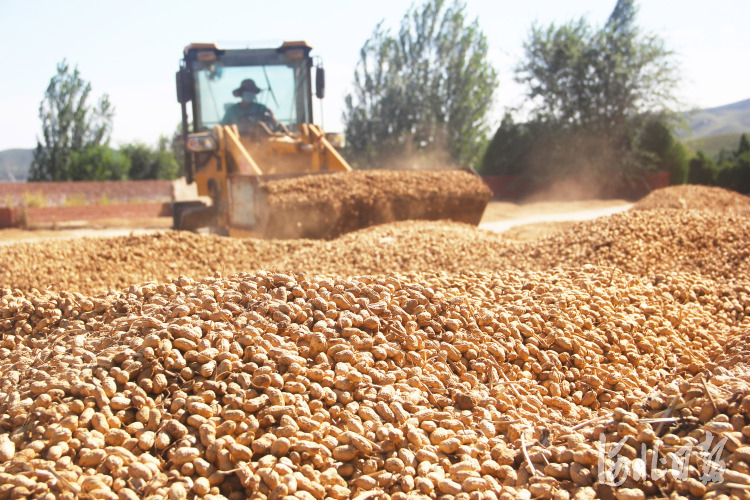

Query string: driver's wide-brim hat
[233,79,262,96]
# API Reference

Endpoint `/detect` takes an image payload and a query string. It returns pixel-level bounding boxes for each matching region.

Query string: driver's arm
[261,106,277,126]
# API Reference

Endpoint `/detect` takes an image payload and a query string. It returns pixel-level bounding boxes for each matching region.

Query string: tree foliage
[739,133,750,156]
[716,134,750,193]
[121,139,180,180]
[718,153,750,194]
[344,0,498,169]
[638,120,690,185]
[480,114,535,177]
[166,123,187,178]
[29,60,115,181]
[61,140,180,182]
[484,0,680,186]
[68,146,130,181]
[517,1,678,131]
[688,151,718,186]
[480,116,610,179]
[481,114,690,188]
[683,135,750,194]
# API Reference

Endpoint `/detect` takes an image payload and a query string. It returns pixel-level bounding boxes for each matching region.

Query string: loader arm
[306,124,352,172]
[223,125,263,176]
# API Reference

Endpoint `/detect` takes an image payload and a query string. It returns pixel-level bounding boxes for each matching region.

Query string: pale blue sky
[0,0,747,151]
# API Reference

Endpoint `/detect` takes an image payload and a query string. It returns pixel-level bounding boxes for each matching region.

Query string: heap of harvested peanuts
[631,185,750,215]
[3,208,750,295]
[1,184,750,499]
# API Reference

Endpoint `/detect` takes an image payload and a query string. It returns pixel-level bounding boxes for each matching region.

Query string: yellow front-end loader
[173,41,489,239]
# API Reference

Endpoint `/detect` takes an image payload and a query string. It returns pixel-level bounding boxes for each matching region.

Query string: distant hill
[684,132,746,159]
[0,149,32,182]
[685,98,750,139]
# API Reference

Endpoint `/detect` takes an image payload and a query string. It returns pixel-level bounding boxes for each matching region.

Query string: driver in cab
[221,79,276,127]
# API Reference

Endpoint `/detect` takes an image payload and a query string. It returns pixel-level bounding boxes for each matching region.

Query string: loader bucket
[228,169,491,239]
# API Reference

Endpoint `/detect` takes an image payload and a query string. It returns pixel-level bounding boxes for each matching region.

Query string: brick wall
[0,208,15,227]
[23,203,172,224]
[0,180,174,207]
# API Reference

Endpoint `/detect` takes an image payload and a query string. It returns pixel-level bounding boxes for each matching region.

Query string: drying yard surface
[0,184,749,500]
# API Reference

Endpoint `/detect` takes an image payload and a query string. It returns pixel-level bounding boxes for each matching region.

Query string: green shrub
[717,152,750,194]
[69,145,131,181]
[687,152,718,185]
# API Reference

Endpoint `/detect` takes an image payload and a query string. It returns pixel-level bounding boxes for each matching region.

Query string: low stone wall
[0,207,15,227]
[0,203,172,228]
[0,179,174,207]
[0,179,178,227]
[23,203,172,224]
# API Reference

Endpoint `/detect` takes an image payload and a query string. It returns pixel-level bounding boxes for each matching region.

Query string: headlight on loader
[325,132,345,149]
[187,134,217,152]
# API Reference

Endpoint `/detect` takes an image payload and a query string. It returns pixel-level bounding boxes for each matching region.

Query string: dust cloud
[514,130,637,201]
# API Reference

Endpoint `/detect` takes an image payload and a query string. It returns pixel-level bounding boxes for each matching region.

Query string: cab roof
[183,41,312,56]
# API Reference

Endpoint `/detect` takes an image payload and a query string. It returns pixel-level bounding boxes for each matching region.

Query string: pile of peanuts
[2,209,750,294]
[262,170,491,210]
[0,184,749,499]
[631,185,750,215]
[0,232,299,295]
[1,265,749,499]
[504,208,750,281]
[0,221,518,295]
[259,170,491,239]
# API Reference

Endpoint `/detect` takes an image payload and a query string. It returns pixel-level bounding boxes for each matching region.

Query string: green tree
[518,0,678,129]
[482,119,623,183]
[29,60,114,181]
[344,0,498,169]
[736,133,749,156]
[509,0,680,182]
[638,120,690,184]
[715,134,750,193]
[120,141,179,180]
[481,115,579,179]
[688,152,718,186]
[166,124,187,178]
[68,146,131,181]
[480,114,532,176]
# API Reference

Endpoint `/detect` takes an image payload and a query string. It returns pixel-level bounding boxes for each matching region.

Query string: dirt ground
[480,198,630,221]
[0,217,172,244]
[0,199,631,244]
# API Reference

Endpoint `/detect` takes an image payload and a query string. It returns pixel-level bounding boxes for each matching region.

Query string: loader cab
[176,41,321,182]
[181,42,314,132]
